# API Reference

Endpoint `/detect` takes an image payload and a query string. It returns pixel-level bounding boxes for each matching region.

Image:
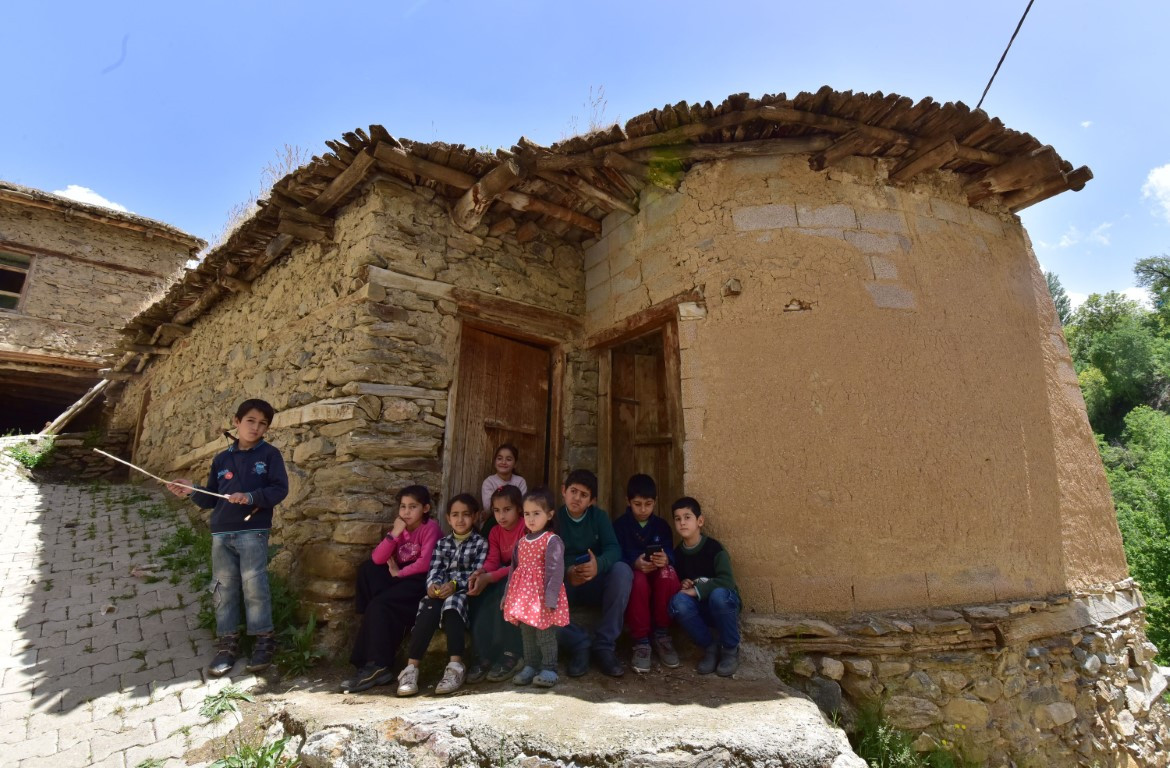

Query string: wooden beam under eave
[452,158,523,232]
[373,142,477,190]
[1004,166,1093,212]
[219,275,252,293]
[172,286,224,326]
[964,146,1063,204]
[625,135,834,164]
[276,218,329,242]
[537,171,638,216]
[306,148,376,214]
[498,191,601,235]
[809,129,871,172]
[889,135,959,183]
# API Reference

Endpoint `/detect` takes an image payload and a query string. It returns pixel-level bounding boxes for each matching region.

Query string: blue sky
[3,1,1168,307]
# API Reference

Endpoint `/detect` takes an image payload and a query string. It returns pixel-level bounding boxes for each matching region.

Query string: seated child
[502,487,569,688]
[668,497,742,677]
[465,484,526,683]
[613,474,680,673]
[341,485,440,693]
[556,469,632,678]
[396,494,489,696]
[480,442,528,522]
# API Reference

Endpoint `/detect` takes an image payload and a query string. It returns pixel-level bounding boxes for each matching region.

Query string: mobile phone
[573,553,592,565]
[644,544,664,558]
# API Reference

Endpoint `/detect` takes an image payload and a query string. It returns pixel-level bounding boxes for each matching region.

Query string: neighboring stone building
[0,181,203,432]
[104,87,1166,765]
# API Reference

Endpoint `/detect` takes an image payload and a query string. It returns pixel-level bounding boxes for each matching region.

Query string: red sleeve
[370,533,396,565]
[396,520,440,578]
[483,526,502,575]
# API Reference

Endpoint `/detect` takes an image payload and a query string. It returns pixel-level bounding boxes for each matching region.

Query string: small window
[0,251,31,311]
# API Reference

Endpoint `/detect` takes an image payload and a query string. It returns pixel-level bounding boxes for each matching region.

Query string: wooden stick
[452,158,523,231]
[91,449,231,500]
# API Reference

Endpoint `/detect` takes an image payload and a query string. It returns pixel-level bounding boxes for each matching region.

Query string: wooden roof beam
[890,135,959,183]
[809,129,872,171]
[537,171,638,216]
[1005,166,1093,212]
[452,158,523,232]
[498,191,601,235]
[373,142,476,189]
[965,146,1063,204]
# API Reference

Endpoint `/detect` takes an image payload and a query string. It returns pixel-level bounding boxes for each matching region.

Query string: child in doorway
[502,487,569,688]
[480,443,527,519]
[668,497,742,677]
[340,485,440,693]
[465,484,526,683]
[613,474,680,673]
[167,398,289,678]
[396,494,488,696]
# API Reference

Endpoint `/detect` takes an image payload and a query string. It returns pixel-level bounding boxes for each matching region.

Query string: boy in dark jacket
[168,399,288,677]
[612,474,680,673]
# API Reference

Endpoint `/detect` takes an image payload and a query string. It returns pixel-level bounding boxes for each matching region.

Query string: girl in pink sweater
[341,485,441,693]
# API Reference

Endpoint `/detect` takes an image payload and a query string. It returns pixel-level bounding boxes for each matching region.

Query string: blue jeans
[211,531,273,636]
[669,587,741,649]
[559,561,633,654]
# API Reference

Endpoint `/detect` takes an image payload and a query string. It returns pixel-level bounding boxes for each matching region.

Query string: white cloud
[1144,164,1170,223]
[50,184,129,213]
[1122,286,1153,308]
[1068,291,1088,310]
[1056,225,1082,248]
[1080,120,1092,129]
[1089,222,1112,246]
[1042,222,1113,250]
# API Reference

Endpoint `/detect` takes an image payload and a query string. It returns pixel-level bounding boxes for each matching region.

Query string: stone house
[0,181,203,433]
[104,87,1166,765]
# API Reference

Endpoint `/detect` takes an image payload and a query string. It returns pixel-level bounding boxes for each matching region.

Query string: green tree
[1044,270,1072,326]
[1134,254,1170,327]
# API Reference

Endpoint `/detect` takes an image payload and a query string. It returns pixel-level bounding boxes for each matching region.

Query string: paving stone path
[0,456,259,768]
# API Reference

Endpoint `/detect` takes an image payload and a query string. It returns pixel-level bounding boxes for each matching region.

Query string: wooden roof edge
[0,181,205,252]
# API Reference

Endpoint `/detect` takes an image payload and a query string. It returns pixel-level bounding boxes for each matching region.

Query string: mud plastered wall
[583,154,1128,614]
[112,177,585,645]
[0,204,190,360]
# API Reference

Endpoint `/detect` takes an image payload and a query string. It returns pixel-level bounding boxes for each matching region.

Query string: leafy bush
[850,706,977,768]
[5,436,55,469]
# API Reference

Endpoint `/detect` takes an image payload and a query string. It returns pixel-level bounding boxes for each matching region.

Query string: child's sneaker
[396,663,420,696]
[465,660,489,684]
[534,669,559,688]
[512,665,538,685]
[435,661,465,695]
[245,633,277,673]
[716,645,740,677]
[696,644,719,675]
[653,633,680,669]
[340,663,394,693]
[631,642,652,673]
[486,653,519,682]
[207,634,239,678]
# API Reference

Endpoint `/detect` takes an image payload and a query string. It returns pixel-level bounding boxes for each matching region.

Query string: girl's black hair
[495,442,520,462]
[522,487,557,532]
[671,496,702,518]
[490,483,524,511]
[447,492,480,516]
[235,399,275,422]
[396,485,433,517]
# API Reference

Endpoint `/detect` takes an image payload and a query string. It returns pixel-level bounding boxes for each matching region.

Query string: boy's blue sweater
[613,509,675,566]
[192,439,289,533]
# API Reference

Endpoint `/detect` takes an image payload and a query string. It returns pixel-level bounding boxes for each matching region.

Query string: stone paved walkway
[0,453,258,768]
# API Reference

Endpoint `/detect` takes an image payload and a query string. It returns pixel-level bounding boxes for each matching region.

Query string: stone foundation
[748,580,1169,766]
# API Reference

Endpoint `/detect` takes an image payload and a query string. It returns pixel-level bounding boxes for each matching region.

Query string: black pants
[349,560,426,668]
[406,597,465,659]
[469,578,521,663]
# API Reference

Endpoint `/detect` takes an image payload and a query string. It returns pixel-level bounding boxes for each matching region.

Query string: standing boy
[168,399,289,677]
[613,474,680,672]
[668,497,741,677]
[555,469,633,677]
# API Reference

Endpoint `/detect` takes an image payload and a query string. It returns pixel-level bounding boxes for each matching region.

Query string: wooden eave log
[602,153,651,183]
[219,275,252,293]
[276,216,330,242]
[373,142,477,189]
[964,146,1063,203]
[890,135,959,182]
[536,171,638,216]
[809,129,875,171]
[452,158,523,231]
[1005,166,1093,212]
[497,191,601,235]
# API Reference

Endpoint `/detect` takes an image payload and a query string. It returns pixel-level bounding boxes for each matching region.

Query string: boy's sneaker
[696,644,719,675]
[207,635,239,678]
[631,643,652,673]
[512,665,538,686]
[245,633,277,673]
[716,645,740,677]
[486,653,519,682]
[435,661,465,695]
[653,633,680,669]
[596,649,625,678]
[534,669,559,688]
[567,643,590,677]
[396,663,420,696]
[340,663,395,693]
[465,660,489,684]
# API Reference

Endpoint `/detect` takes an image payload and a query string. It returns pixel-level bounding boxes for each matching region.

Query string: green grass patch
[5,437,55,469]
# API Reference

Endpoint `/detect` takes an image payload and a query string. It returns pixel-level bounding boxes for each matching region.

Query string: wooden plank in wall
[661,319,686,506]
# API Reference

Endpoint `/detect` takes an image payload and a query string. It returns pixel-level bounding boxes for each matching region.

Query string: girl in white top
[480,442,527,516]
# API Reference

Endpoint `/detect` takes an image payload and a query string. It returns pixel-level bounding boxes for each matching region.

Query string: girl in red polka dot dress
[501,487,569,687]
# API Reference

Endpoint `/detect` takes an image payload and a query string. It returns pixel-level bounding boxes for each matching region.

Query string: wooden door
[609,330,679,517]
[447,326,551,507]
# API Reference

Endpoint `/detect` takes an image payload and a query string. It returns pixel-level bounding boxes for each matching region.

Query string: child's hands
[435,581,456,598]
[649,551,669,569]
[680,578,694,591]
[387,559,400,577]
[389,516,407,538]
[166,479,193,498]
[567,550,598,586]
[467,571,485,596]
[681,586,699,598]
[634,555,656,573]
[227,492,250,504]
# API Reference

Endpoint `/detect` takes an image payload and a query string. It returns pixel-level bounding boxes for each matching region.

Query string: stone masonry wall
[0,202,191,361]
[754,581,1169,767]
[110,176,585,649]
[582,154,1128,615]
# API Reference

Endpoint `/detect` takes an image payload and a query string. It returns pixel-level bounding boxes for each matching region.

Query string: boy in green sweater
[555,469,633,678]
[668,496,741,677]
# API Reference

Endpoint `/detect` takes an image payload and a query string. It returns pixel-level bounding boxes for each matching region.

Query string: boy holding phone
[613,474,680,673]
[556,469,632,678]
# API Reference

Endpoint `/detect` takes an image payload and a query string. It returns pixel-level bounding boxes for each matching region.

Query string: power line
[976,0,1037,110]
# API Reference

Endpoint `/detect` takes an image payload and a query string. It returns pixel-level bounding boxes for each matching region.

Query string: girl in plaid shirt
[397,494,489,696]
